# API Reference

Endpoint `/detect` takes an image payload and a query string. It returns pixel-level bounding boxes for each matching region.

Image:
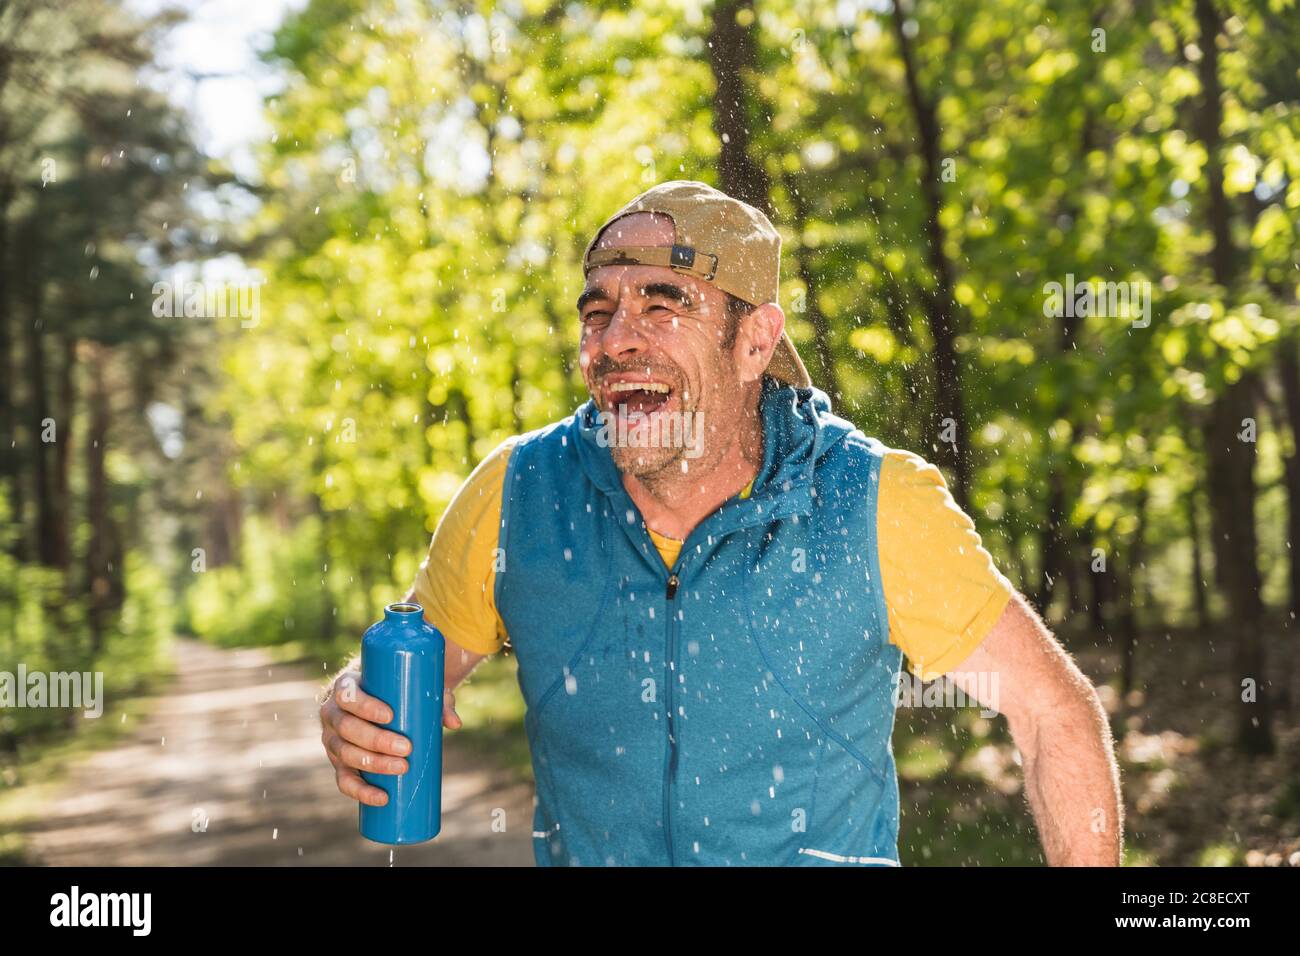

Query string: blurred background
[1,0,1298,866]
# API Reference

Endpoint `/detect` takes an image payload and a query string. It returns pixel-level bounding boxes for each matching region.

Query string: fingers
[319,669,415,808]
[443,689,462,730]
[332,711,411,757]
[332,671,393,724]
[323,730,409,775]
[335,767,389,807]
[320,669,458,816]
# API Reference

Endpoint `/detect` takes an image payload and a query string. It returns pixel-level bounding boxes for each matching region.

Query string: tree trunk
[707,0,772,215]
[0,181,18,555]
[880,272,920,426]
[888,6,969,509]
[1037,473,1067,615]
[1040,66,1096,620]
[1203,383,1270,751]
[1193,0,1272,754]
[1278,339,1300,626]
[780,170,839,401]
[51,331,75,573]
[1186,478,1210,630]
[205,492,240,568]
[312,457,335,650]
[84,343,116,654]
[1118,487,1148,698]
[1076,517,1106,632]
[22,208,62,567]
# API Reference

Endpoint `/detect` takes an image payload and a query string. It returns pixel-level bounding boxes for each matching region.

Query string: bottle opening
[387,602,423,614]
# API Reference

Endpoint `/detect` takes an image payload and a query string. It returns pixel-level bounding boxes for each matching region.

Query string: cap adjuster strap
[585,245,718,283]
[668,243,718,280]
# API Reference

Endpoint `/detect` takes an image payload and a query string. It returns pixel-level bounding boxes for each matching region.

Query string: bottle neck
[383,602,424,624]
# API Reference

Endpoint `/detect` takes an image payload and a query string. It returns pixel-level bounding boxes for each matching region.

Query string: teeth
[608,382,670,394]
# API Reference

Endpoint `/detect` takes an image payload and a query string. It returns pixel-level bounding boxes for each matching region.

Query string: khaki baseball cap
[582,180,812,389]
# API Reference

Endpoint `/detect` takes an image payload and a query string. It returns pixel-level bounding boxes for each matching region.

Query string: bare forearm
[399,585,488,690]
[1014,691,1123,866]
[326,587,487,694]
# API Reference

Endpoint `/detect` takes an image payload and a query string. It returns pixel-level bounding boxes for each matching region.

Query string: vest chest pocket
[739,525,897,785]
[522,576,669,734]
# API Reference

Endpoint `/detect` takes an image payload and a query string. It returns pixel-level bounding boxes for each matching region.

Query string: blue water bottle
[358,602,445,844]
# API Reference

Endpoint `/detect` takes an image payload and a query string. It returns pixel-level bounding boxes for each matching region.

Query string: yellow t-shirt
[415,438,1014,681]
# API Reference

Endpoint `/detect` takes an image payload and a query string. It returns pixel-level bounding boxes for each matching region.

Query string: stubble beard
[608,383,704,486]
[618,368,735,498]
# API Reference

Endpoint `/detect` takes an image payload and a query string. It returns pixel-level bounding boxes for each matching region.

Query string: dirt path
[19,638,535,866]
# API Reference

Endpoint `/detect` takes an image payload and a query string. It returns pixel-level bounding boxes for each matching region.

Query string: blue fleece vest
[495,376,902,866]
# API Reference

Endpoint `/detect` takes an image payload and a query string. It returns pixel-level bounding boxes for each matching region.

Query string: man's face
[577,212,743,481]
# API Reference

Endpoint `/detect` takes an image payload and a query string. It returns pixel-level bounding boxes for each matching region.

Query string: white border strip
[798,847,900,866]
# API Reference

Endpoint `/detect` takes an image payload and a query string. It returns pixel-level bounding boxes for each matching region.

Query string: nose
[599,299,650,360]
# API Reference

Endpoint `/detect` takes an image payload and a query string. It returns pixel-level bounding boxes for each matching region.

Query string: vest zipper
[663,572,681,864]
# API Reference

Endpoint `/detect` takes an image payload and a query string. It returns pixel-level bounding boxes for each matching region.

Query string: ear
[734,302,785,385]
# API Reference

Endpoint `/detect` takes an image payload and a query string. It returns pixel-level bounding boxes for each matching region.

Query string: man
[319,180,1122,866]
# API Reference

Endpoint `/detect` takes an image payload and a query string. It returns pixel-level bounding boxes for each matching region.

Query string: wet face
[577,212,746,481]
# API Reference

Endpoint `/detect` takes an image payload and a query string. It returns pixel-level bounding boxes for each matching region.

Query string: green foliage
[0,0,211,759]
[107,555,174,692]
[175,0,1300,650]
[0,490,172,744]
[1,0,1295,867]
[187,517,331,651]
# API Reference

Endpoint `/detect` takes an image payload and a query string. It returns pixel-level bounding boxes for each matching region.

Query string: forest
[1,0,1298,866]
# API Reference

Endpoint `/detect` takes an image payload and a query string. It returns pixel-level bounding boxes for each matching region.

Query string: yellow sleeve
[413,438,516,656]
[877,449,1015,681]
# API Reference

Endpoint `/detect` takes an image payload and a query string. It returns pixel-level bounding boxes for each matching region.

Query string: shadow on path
[19,639,535,866]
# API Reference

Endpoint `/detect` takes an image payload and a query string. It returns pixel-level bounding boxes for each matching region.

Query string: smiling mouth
[604,379,674,417]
